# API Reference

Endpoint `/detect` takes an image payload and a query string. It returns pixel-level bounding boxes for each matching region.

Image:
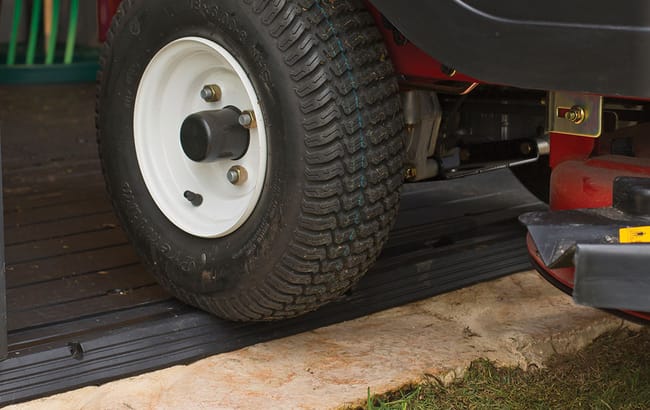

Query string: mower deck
[527,234,650,322]
[523,151,650,321]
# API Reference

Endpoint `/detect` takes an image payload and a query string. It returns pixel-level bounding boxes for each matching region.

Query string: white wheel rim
[134,37,267,238]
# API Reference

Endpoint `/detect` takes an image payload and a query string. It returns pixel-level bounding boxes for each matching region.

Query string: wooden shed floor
[0,84,170,352]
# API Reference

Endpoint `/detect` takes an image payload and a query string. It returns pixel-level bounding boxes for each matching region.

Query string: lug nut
[200,84,222,102]
[238,111,256,129]
[227,169,239,184]
[184,190,203,207]
[227,165,248,185]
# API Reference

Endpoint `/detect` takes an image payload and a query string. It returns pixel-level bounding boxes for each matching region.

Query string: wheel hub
[133,37,267,238]
[180,106,250,162]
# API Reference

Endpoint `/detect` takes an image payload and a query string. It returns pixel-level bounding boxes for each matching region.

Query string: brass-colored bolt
[227,165,248,185]
[564,105,586,124]
[200,84,222,102]
[404,167,417,181]
[238,110,257,129]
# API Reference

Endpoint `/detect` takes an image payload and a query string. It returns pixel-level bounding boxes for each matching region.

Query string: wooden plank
[7,301,184,352]
[4,189,107,215]
[6,245,140,288]
[1,144,97,169]
[7,264,156,312]
[5,228,129,265]
[0,84,173,344]
[3,158,101,180]
[0,85,97,171]
[2,181,107,210]
[4,197,112,227]
[3,167,95,185]
[3,176,106,203]
[4,169,103,191]
[7,285,170,331]
[2,151,98,170]
[4,191,67,210]
[4,211,119,246]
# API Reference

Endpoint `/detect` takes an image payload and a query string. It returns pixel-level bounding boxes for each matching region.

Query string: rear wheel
[97,0,404,321]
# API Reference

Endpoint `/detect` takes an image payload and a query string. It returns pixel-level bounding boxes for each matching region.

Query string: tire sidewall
[99,0,304,294]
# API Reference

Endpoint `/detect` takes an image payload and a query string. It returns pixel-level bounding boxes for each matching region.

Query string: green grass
[357,326,650,410]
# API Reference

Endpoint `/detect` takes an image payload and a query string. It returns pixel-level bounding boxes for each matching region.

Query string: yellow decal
[619,226,650,244]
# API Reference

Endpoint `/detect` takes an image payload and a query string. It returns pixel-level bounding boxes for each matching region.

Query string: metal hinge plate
[548,91,603,137]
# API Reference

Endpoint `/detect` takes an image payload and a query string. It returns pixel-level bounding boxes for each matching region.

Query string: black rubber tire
[97,0,404,321]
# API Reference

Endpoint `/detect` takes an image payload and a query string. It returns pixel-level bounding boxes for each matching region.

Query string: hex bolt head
[227,169,239,184]
[200,84,222,102]
[564,105,586,124]
[238,111,257,129]
[227,165,248,185]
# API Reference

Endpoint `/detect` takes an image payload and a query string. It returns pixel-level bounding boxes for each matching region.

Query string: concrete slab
[6,271,634,410]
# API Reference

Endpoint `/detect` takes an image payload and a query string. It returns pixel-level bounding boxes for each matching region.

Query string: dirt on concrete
[6,271,634,410]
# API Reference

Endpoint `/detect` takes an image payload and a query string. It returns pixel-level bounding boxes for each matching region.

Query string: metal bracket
[548,91,603,137]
